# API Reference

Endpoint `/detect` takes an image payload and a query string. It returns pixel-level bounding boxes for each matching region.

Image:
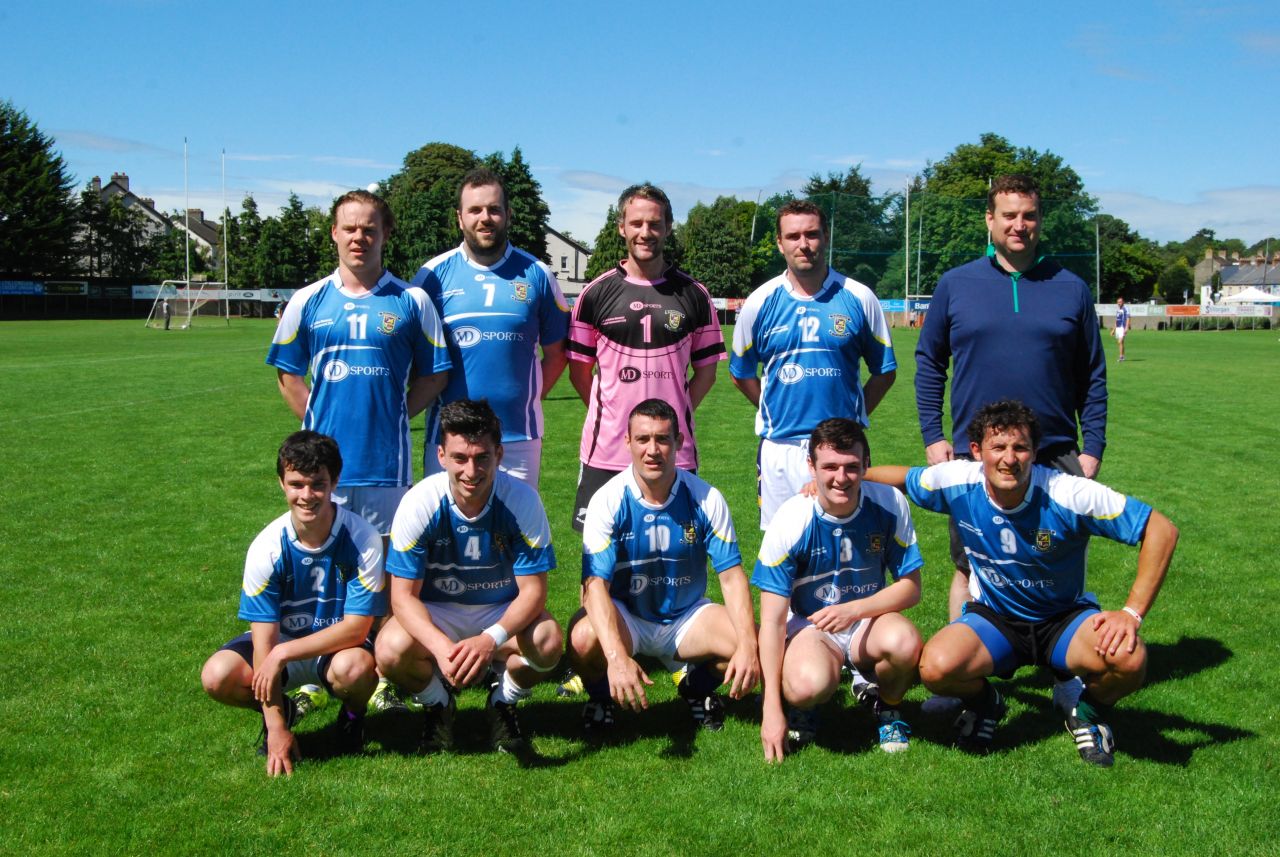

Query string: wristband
[483,623,510,647]
[1121,606,1144,626]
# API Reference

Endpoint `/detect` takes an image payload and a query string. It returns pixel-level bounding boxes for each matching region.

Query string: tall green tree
[76,183,107,276]
[1157,258,1194,304]
[584,206,624,281]
[680,196,754,297]
[147,225,208,282]
[484,146,550,261]
[803,165,899,289]
[0,100,78,275]
[228,195,264,289]
[98,195,155,279]
[909,133,1097,294]
[381,142,479,276]
[1098,214,1162,302]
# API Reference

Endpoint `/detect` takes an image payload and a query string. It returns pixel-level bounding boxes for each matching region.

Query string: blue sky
[5,1,1278,248]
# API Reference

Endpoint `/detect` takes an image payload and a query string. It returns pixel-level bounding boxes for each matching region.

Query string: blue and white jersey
[730,270,896,438]
[905,461,1153,622]
[752,484,922,618]
[1115,305,1130,330]
[239,506,387,639]
[267,270,451,487]
[387,471,555,605]
[413,244,570,445]
[582,468,742,624]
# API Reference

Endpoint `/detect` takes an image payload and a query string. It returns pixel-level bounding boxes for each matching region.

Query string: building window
[561,256,568,269]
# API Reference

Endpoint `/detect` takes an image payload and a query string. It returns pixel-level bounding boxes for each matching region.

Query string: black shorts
[956,600,1098,678]
[219,631,375,695]
[947,442,1085,570]
[572,464,623,532]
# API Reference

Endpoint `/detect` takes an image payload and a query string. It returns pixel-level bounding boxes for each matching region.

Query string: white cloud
[55,130,175,157]
[1098,186,1280,244]
[226,152,296,163]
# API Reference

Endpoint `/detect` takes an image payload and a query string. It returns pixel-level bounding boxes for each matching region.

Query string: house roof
[1220,264,1280,287]
[545,226,591,256]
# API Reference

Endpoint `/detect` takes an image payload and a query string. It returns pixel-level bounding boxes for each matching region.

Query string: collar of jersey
[814,490,864,524]
[783,268,837,301]
[285,506,341,552]
[460,242,513,271]
[625,466,682,511]
[329,268,394,297]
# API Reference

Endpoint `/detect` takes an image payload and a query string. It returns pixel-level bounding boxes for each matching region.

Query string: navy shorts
[955,600,1098,678]
[219,632,375,695]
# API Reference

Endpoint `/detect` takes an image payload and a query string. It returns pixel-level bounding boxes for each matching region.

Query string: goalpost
[143,280,232,329]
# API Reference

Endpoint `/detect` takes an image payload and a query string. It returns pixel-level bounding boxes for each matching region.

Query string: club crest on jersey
[378,312,400,335]
[336,562,356,583]
[867,533,884,554]
[1034,529,1054,552]
[511,281,530,302]
[830,314,851,337]
[664,310,685,332]
[681,522,697,544]
[493,532,508,555]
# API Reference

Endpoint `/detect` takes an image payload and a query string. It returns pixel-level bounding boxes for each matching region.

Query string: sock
[411,674,450,708]
[584,674,610,703]
[962,680,1000,712]
[1075,692,1111,723]
[517,655,557,673]
[679,661,721,698]
[490,670,533,706]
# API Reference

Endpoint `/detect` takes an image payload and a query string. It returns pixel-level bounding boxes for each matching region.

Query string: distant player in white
[867,400,1179,766]
[200,431,387,777]
[731,199,897,530]
[375,399,562,754]
[754,419,923,761]
[1113,296,1130,363]
[566,398,760,735]
[267,190,450,537]
[412,168,570,486]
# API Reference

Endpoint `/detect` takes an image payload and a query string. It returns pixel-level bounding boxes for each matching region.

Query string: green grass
[1,321,1277,855]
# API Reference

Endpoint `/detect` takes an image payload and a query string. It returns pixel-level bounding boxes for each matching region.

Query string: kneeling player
[567,399,760,736]
[754,419,923,761]
[201,431,386,777]
[375,399,562,755]
[868,400,1178,766]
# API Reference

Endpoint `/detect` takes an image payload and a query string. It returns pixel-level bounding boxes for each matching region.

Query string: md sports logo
[630,575,648,596]
[619,366,641,383]
[777,363,841,384]
[618,366,675,383]
[281,613,313,633]
[322,360,390,381]
[434,576,466,596]
[455,326,483,348]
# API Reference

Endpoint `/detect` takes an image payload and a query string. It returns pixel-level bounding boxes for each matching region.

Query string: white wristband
[483,623,510,647]
[1121,606,1144,625]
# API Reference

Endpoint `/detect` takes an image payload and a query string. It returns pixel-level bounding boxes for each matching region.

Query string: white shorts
[1115,326,1127,341]
[422,600,511,643]
[614,598,713,671]
[424,438,542,487]
[786,613,865,668]
[758,437,812,529]
[331,485,406,536]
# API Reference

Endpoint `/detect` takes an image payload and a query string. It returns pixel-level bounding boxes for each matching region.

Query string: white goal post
[144,280,232,329]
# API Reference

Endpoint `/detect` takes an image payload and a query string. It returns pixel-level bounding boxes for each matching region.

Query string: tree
[802,165,898,289]
[381,142,479,276]
[0,100,78,275]
[485,146,550,261]
[1157,258,1194,304]
[1164,228,1247,268]
[147,224,208,282]
[98,195,155,279]
[228,195,264,289]
[1097,214,1162,302]
[584,206,624,281]
[680,196,754,298]
[76,183,107,276]
[910,133,1097,294]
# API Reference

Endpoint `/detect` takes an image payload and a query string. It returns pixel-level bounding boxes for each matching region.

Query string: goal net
[144,280,231,329]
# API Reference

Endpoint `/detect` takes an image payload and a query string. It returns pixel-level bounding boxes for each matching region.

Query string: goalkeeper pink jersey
[567,265,725,471]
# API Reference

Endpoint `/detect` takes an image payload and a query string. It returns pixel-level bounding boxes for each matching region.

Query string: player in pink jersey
[567,183,725,532]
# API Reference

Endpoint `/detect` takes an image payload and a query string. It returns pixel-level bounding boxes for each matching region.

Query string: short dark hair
[331,189,395,235]
[457,167,508,211]
[277,430,342,480]
[987,174,1040,212]
[776,199,829,237]
[809,418,870,462]
[438,398,503,448]
[966,399,1042,450]
[628,398,679,434]
[618,183,673,225]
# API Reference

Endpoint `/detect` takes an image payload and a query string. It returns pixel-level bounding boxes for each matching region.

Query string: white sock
[412,675,450,708]
[491,670,532,706]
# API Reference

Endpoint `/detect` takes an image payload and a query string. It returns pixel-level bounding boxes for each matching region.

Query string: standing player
[375,399,562,754]
[200,431,387,777]
[568,183,725,531]
[412,168,570,486]
[915,174,1107,709]
[754,419,922,761]
[567,399,760,735]
[731,199,897,529]
[868,400,1178,766]
[1113,296,1130,362]
[268,189,451,537]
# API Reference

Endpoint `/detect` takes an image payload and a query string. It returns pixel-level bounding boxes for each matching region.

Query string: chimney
[91,176,102,194]
[111,172,129,191]
[142,198,155,209]
[186,208,204,224]
[1204,247,1213,260]
[1232,252,1240,263]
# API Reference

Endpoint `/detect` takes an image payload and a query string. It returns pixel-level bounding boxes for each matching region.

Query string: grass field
[1,320,1278,855]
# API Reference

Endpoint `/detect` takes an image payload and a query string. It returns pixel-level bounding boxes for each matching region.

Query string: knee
[783,662,837,707]
[1106,638,1147,681]
[201,653,245,704]
[918,640,960,687]
[567,612,597,659]
[329,650,376,693]
[374,630,412,675]
[879,620,923,666]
